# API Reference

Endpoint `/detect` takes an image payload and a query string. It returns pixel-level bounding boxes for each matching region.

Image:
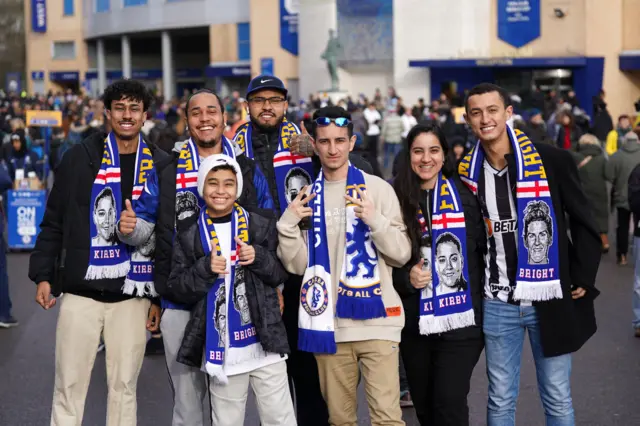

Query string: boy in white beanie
[165,154,296,426]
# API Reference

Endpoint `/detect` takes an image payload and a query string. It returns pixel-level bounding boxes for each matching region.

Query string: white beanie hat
[197,154,243,199]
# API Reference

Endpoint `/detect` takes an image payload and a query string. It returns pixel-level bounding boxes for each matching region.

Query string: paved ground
[1,241,639,425]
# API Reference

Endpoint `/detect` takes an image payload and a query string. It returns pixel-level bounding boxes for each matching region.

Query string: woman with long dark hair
[392,124,485,425]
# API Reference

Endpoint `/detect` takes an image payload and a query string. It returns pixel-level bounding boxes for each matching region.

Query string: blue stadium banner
[5,72,21,93]
[497,0,540,48]
[280,0,298,56]
[31,0,47,33]
[7,190,46,249]
[260,58,274,76]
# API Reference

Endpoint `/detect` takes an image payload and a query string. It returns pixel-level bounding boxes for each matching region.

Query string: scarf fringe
[122,279,158,298]
[85,261,131,280]
[433,309,476,335]
[513,280,563,301]
[418,315,439,336]
[225,342,265,367]
[336,295,387,320]
[205,362,228,385]
[298,329,337,354]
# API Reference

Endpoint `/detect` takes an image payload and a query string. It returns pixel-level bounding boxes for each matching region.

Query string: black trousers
[365,135,383,177]
[283,283,329,426]
[400,328,484,426]
[617,207,632,257]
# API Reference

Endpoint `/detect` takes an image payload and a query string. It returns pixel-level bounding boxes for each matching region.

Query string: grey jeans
[161,308,210,426]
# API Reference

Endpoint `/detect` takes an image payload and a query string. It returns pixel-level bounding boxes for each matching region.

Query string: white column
[121,35,132,79]
[97,38,106,94]
[161,31,174,100]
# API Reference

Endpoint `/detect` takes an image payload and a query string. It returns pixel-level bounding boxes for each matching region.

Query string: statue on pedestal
[321,29,342,92]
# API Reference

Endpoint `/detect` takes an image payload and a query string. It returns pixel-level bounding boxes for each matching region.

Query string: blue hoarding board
[260,58,274,76]
[280,0,298,56]
[49,71,79,82]
[205,65,251,78]
[32,0,47,33]
[497,0,540,48]
[7,190,46,249]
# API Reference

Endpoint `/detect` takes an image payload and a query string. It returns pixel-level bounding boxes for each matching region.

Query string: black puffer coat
[166,211,290,367]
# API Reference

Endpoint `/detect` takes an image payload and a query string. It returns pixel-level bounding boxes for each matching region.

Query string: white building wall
[393,0,492,104]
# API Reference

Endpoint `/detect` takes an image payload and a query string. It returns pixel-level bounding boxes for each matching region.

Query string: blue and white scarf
[234,120,314,214]
[298,164,383,354]
[199,204,262,383]
[176,137,236,222]
[85,133,158,297]
[418,173,475,335]
[459,126,562,301]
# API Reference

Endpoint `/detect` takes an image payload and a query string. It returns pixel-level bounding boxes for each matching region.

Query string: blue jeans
[0,232,12,319]
[633,238,640,329]
[384,142,402,170]
[483,299,574,426]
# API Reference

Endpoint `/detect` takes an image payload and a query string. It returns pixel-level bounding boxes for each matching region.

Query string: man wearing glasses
[234,76,372,426]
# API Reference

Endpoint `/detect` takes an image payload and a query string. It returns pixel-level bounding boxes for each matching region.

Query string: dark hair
[311,106,353,138]
[209,164,237,177]
[523,200,553,241]
[285,167,311,186]
[185,89,225,117]
[94,187,115,210]
[618,114,630,122]
[464,83,511,113]
[102,79,152,111]
[392,124,452,261]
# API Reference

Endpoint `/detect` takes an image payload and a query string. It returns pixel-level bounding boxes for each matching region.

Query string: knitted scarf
[298,164,383,354]
[176,137,236,222]
[459,126,562,301]
[234,120,314,214]
[85,133,157,297]
[199,204,262,384]
[417,173,475,335]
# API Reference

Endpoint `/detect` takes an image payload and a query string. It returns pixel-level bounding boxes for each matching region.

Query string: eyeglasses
[314,117,351,127]
[248,97,286,107]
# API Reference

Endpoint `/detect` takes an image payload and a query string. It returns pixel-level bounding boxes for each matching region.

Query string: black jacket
[153,151,260,302]
[509,143,601,357]
[392,175,486,340]
[246,122,373,213]
[167,212,290,367]
[627,163,640,237]
[28,132,170,302]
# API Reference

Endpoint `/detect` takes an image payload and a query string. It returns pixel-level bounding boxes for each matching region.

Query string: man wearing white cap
[165,154,295,426]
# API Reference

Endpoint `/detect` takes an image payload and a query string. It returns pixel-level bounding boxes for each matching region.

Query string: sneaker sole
[0,322,19,328]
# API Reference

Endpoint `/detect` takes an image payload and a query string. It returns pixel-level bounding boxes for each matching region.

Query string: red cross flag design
[176,172,198,189]
[432,212,465,230]
[273,151,313,166]
[517,180,550,198]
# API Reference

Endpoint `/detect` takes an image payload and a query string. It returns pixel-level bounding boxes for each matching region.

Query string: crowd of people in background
[0,78,639,426]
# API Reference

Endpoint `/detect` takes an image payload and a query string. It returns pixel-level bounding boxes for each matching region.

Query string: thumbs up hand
[235,236,256,266]
[289,121,315,157]
[119,199,137,236]
[409,258,432,290]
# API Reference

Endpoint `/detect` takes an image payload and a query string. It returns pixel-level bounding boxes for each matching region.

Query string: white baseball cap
[197,154,243,200]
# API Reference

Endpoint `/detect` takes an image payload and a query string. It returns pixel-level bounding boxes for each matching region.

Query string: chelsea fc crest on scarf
[301,276,329,317]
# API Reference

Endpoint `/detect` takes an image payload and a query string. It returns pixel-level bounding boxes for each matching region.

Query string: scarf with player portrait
[176,137,236,222]
[458,125,562,301]
[417,172,474,335]
[85,132,158,297]
[199,204,262,384]
[298,164,383,355]
[233,119,315,214]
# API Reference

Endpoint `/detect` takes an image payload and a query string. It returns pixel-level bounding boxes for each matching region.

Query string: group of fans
[0,74,607,426]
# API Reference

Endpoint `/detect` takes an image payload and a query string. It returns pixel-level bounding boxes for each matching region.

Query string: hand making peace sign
[344,185,376,226]
[287,185,316,222]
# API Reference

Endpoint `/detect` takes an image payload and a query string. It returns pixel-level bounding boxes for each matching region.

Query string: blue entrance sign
[261,58,274,76]
[497,0,540,48]
[7,190,46,249]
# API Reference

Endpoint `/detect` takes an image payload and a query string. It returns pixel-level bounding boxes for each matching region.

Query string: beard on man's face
[250,111,285,133]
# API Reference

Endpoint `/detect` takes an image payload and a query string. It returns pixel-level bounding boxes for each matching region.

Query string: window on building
[124,0,147,6]
[237,23,250,61]
[64,0,74,16]
[52,41,76,60]
[96,0,110,13]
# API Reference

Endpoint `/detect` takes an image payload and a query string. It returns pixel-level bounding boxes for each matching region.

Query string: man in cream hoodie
[277,106,411,425]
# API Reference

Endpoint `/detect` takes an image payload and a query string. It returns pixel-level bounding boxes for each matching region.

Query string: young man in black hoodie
[29,79,168,425]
